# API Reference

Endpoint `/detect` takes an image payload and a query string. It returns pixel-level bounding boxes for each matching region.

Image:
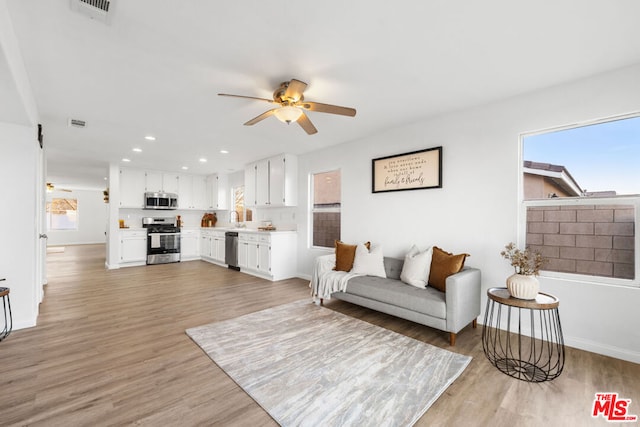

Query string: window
[311,170,341,248]
[521,115,639,284]
[233,186,252,222]
[46,198,78,230]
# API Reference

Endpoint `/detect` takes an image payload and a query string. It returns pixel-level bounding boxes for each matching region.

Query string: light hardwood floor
[0,244,638,426]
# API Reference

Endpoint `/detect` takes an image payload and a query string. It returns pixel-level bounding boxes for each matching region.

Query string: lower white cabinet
[198,229,297,280]
[180,229,200,261]
[238,231,297,280]
[201,229,226,265]
[120,230,147,265]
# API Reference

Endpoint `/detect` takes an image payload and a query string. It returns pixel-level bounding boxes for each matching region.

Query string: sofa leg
[320,298,323,306]
[473,318,477,328]
[449,332,456,346]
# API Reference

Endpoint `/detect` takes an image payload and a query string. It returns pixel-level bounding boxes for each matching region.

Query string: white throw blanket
[309,254,362,301]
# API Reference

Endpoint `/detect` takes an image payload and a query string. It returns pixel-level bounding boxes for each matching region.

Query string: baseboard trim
[564,336,640,364]
[297,273,311,281]
[477,318,640,364]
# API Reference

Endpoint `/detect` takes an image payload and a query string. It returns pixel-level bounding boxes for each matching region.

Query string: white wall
[0,122,39,329]
[0,0,40,329]
[296,64,640,363]
[47,189,107,246]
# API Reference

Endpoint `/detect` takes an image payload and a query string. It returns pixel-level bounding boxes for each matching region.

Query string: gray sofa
[317,256,481,346]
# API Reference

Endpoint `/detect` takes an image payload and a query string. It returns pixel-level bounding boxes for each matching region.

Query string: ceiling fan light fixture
[274,106,303,124]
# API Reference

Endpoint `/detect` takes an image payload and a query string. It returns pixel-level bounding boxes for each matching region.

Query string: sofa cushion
[428,246,469,292]
[383,257,404,280]
[345,276,446,319]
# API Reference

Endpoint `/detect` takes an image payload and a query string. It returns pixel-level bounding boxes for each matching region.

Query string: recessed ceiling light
[132,148,142,153]
[220,150,229,154]
[199,158,207,163]
[144,135,156,141]
[103,177,107,180]
[181,166,189,170]
[122,158,131,162]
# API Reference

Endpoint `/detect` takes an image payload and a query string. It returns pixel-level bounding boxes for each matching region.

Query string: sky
[523,115,640,196]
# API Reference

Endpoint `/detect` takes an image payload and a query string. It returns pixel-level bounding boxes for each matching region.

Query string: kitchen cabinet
[212,230,226,263]
[120,230,147,264]
[237,231,297,280]
[256,160,270,206]
[206,174,229,210]
[145,171,179,194]
[201,229,226,264]
[238,233,250,268]
[119,168,146,208]
[180,229,200,260]
[192,176,208,209]
[257,234,271,275]
[244,154,297,207]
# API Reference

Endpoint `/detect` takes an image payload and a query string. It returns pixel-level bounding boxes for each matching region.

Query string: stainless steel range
[142,217,180,265]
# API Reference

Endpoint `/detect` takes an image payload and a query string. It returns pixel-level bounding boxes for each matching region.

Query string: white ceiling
[6,0,640,190]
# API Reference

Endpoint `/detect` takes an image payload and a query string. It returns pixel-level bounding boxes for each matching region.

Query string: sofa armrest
[445,267,482,333]
[309,254,336,296]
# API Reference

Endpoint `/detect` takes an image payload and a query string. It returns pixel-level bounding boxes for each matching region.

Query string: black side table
[482,287,564,382]
[0,278,12,342]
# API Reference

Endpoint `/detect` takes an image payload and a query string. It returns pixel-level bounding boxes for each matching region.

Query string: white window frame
[518,113,640,288]
[46,197,79,231]
[309,169,341,250]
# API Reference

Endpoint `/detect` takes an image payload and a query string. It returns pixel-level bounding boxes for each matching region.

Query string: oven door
[148,232,180,254]
[147,232,181,264]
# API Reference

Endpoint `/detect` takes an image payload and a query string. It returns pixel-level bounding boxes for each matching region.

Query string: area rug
[186,300,471,427]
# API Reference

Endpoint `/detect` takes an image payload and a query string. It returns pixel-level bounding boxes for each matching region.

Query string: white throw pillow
[400,245,433,289]
[351,243,386,278]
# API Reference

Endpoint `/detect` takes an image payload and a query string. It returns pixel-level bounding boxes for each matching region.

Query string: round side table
[482,287,564,382]
[0,278,11,342]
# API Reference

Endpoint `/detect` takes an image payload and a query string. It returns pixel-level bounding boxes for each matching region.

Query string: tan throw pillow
[334,240,370,272]
[428,246,470,292]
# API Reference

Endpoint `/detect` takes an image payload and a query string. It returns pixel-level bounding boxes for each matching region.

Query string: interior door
[36,137,47,302]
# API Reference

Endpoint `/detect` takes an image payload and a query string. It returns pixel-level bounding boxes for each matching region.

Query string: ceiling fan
[218,79,356,135]
[46,182,72,193]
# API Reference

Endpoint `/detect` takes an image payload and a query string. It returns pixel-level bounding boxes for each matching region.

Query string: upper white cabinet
[245,154,297,207]
[179,174,208,210]
[206,173,229,210]
[120,168,146,208]
[120,167,213,210]
[192,175,208,210]
[145,171,179,194]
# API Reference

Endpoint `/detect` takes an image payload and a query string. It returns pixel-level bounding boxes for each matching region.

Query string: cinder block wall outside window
[526,205,635,279]
[313,212,341,248]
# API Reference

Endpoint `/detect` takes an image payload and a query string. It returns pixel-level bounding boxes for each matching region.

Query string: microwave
[144,192,178,210]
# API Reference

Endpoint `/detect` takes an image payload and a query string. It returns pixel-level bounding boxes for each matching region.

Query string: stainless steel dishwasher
[225,231,240,270]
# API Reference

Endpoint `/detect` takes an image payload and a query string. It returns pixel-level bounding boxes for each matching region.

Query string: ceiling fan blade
[299,101,356,117]
[297,112,318,135]
[218,93,274,103]
[244,109,278,126]
[284,79,307,102]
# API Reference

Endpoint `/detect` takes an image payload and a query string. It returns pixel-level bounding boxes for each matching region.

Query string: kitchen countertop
[120,227,297,234]
[198,227,296,234]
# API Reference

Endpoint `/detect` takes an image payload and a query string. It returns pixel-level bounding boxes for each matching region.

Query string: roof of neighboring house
[523,161,583,197]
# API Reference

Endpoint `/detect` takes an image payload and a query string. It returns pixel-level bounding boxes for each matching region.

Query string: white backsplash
[119,206,297,231]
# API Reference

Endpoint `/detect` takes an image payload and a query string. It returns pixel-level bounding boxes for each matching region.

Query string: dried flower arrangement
[500,243,546,276]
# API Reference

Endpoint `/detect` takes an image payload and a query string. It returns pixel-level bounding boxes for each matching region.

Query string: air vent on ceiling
[68,118,86,128]
[69,0,113,24]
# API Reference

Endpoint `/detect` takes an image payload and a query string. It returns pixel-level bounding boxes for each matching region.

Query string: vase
[506,273,539,300]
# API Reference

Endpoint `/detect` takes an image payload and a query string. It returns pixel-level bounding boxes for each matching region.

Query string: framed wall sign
[372,146,442,193]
